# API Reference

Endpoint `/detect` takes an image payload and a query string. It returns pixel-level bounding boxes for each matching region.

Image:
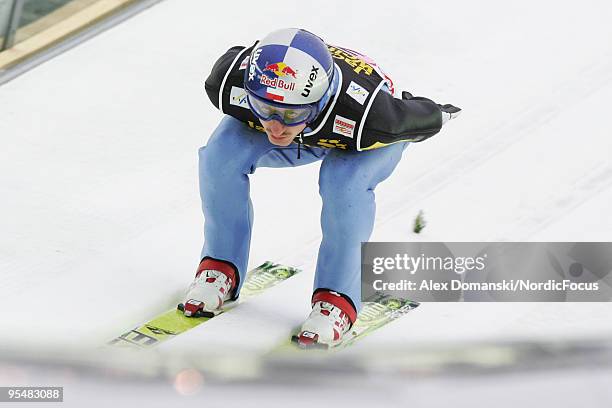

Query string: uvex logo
[248,48,261,81]
[301,65,319,97]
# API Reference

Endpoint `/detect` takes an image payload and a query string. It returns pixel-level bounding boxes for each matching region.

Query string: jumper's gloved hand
[400,91,461,125]
[438,104,462,125]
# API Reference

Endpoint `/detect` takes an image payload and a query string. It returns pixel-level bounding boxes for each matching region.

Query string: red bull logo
[263,62,298,78]
[259,75,296,91]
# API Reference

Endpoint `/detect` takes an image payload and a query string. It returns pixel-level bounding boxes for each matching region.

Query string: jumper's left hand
[438,104,462,124]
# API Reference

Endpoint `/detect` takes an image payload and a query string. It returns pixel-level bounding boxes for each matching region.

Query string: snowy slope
[1,0,612,358]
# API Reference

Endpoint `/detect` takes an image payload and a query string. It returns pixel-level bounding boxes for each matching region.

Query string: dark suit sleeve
[363,90,443,143]
[204,46,246,110]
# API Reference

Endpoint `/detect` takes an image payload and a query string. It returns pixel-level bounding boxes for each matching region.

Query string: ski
[108,261,300,349]
[282,292,419,351]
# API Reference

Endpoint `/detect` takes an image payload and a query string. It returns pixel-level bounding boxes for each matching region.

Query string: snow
[1,0,612,404]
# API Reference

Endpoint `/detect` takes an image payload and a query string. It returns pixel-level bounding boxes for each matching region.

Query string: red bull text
[259,75,296,91]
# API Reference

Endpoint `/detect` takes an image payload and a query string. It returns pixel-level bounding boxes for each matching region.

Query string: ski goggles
[247,94,318,126]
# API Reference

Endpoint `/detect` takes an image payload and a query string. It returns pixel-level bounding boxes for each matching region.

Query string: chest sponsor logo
[327,45,374,76]
[346,81,369,105]
[229,86,249,109]
[332,115,356,139]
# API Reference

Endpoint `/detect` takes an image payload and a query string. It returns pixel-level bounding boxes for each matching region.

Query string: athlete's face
[260,119,306,147]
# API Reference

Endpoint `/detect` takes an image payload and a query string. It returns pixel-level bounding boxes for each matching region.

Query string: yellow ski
[108,261,300,349]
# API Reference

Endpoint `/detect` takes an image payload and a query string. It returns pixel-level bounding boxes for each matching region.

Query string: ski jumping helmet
[244,28,335,126]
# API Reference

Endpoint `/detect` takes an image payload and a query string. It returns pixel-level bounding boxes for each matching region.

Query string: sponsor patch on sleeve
[346,81,369,105]
[332,115,356,139]
[230,86,249,109]
[239,55,249,70]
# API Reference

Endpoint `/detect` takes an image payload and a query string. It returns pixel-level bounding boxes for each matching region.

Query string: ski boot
[178,258,237,318]
[294,290,357,349]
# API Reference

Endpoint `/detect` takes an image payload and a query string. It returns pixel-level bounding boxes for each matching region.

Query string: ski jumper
[200,43,444,312]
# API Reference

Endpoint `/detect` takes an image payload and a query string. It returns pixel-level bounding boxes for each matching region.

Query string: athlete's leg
[315,142,410,312]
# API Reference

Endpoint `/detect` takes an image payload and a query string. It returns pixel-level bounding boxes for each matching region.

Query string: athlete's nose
[267,120,286,137]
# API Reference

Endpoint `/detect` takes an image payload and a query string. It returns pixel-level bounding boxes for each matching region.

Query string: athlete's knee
[204,119,246,156]
[199,120,260,176]
[319,155,373,200]
[198,143,230,179]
